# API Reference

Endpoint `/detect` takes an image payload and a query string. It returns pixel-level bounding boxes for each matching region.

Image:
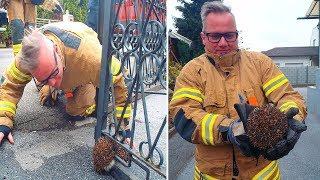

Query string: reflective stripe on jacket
[0,60,32,128]
[194,161,280,180]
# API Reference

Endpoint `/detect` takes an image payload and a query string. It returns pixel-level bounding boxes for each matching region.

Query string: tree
[60,0,88,22]
[37,0,88,22]
[175,0,220,64]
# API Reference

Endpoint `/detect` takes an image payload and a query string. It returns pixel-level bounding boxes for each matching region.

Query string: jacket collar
[206,49,241,68]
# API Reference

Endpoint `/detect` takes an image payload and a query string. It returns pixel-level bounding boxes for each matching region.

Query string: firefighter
[6,0,62,56]
[0,21,132,146]
[169,1,307,179]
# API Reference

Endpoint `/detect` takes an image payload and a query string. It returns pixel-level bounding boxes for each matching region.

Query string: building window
[313,39,316,46]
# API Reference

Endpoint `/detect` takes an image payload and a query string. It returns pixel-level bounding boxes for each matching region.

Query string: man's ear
[200,32,206,43]
[53,44,58,52]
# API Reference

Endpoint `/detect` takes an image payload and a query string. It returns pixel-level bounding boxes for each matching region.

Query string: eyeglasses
[33,51,59,90]
[204,31,238,43]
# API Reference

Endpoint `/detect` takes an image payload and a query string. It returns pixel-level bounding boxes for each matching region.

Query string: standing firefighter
[4,0,62,56]
[0,22,132,153]
[169,1,307,179]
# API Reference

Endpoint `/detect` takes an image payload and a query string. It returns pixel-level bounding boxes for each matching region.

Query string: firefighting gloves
[118,129,132,139]
[173,109,196,143]
[31,0,45,5]
[224,103,261,157]
[53,3,63,14]
[39,85,58,107]
[116,118,132,142]
[262,107,307,160]
[0,125,11,145]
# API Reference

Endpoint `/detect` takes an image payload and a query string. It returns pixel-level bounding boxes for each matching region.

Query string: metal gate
[94,0,166,179]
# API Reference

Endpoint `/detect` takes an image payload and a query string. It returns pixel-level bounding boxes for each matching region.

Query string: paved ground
[175,88,320,180]
[0,48,167,179]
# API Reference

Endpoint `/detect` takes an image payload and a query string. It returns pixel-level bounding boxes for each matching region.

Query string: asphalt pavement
[0,48,167,179]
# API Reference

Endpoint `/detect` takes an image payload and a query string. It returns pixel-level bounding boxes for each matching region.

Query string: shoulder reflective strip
[263,74,288,96]
[201,114,218,145]
[116,105,132,118]
[85,104,96,115]
[111,56,121,76]
[12,44,22,55]
[172,88,204,103]
[279,101,298,112]
[8,62,32,82]
[252,161,279,180]
[0,101,17,114]
[195,166,218,180]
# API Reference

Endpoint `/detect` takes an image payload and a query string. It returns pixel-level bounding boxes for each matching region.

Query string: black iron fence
[95,0,166,179]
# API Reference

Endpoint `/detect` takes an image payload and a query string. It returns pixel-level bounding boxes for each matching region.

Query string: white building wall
[272,56,311,67]
[311,25,319,46]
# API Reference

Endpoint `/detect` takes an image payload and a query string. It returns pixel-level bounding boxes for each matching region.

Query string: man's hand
[53,3,63,14]
[221,103,261,157]
[225,119,261,157]
[40,85,58,106]
[262,108,307,160]
[0,124,14,145]
[0,132,14,145]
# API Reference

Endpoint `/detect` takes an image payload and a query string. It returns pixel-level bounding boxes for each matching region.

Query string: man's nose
[48,78,57,87]
[218,36,228,46]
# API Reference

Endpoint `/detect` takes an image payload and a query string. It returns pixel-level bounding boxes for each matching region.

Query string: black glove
[226,103,261,157]
[31,0,45,5]
[53,4,63,14]
[0,125,11,145]
[173,109,196,143]
[234,103,255,130]
[262,108,307,160]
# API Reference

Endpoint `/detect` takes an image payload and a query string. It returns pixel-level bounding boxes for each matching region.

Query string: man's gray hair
[18,32,41,72]
[201,1,234,31]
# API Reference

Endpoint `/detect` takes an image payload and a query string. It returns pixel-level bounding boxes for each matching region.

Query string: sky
[167,0,318,51]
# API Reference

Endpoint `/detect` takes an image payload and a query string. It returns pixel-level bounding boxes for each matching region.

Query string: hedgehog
[92,137,116,173]
[246,104,288,150]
